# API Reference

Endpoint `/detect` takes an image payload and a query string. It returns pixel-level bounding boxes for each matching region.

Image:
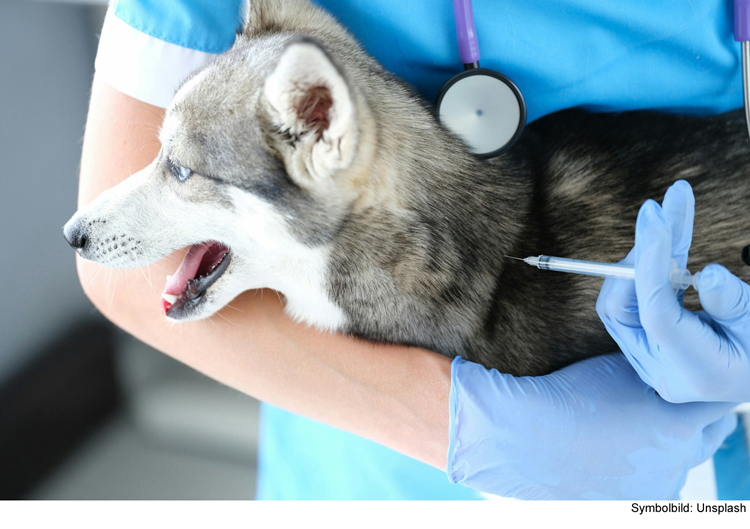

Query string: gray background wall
[2,0,260,499]
[0,0,97,383]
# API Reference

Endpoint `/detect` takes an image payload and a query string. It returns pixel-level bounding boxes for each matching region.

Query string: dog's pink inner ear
[297,85,333,139]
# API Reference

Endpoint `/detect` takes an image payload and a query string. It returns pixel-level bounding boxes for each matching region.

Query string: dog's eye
[168,159,193,182]
[176,165,192,181]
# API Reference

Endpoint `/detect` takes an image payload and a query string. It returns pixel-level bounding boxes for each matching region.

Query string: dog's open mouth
[161,241,231,318]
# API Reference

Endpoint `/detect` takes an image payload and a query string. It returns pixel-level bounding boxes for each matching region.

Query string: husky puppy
[64,0,750,376]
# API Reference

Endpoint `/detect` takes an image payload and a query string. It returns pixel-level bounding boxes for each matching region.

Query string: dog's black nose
[63,221,87,250]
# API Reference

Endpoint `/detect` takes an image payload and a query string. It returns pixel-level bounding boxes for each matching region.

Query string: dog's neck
[343,82,535,264]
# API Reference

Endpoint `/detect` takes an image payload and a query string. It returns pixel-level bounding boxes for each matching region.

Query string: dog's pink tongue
[161,244,209,312]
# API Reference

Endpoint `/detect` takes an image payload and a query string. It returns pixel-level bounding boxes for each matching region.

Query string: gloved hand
[597,180,750,403]
[446,353,737,499]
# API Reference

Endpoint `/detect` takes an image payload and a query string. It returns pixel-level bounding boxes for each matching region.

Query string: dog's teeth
[186,279,200,295]
[166,275,172,282]
[162,293,178,304]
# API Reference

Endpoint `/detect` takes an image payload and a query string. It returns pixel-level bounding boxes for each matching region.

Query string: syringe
[507,255,700,291]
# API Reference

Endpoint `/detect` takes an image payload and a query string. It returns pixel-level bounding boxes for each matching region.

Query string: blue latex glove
[597,180,750,403]
[447,353,737,499]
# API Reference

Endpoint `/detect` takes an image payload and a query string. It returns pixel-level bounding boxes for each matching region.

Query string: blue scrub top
[111,0,744,500]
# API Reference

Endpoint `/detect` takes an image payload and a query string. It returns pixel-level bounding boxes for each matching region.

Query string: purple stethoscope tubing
[735,0,750,142]
[454,0,480,68]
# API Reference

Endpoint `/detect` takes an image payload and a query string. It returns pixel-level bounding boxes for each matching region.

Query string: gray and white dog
[65,0,750,376]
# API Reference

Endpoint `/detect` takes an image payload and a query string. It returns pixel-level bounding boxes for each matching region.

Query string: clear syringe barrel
[523,255,699,291]
[525,255,635,279]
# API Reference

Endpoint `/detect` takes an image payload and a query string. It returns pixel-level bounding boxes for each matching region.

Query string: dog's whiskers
[108,269,120,315]
[126,124,161,135]
[134,261,158,294]
[105,268,113,309]
[145,262,173,274]
[125,120,162,134]
[82,262,105,298]
[134,106,166,122]
[214,310,239,326]
[137,139,161,153]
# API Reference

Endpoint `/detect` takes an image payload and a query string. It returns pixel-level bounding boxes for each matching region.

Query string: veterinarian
[78,0,748,499]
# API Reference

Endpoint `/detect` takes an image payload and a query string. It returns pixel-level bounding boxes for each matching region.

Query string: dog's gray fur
[65,0,750,376]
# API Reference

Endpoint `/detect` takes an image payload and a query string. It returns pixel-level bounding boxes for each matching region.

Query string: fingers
[596,269,658,389]
[634,200,684,337]
[597,249,640,328]
[660,180,695,270]
[600,180,694,333]
[697,264,750,325]
[692,413,739,468]
[679,399,739,432]
[598,277,640,328]
[619,246,636,267]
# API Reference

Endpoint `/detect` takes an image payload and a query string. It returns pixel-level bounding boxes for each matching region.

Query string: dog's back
[325,105,750,375]
[486,109,750,374]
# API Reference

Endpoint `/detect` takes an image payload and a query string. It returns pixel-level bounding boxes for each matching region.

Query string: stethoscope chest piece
[438,0,526,158]
[436,68,526,158]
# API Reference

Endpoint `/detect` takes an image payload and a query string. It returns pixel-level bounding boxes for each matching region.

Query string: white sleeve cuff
[95,7,220,109]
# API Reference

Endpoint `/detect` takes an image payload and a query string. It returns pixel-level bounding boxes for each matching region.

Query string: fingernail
[636,201,668,243]
[697,267,725,290]
[640,200,663,223]
[672,179,693,195]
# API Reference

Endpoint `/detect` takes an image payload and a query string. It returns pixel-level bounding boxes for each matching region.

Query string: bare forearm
[76,75,451,468]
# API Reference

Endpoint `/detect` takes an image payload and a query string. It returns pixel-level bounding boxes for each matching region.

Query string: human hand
[446,353,737,499]
[597,180,750,403]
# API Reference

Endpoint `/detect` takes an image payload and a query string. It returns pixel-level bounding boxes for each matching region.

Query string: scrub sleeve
[95,0,748,500]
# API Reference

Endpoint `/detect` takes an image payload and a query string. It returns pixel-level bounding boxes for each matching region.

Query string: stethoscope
[735,0,750,142]
[439,0,750,157]
[436,0,526,158]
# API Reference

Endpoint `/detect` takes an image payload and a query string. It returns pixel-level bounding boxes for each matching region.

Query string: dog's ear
[241,0,281,36]
[263,38,357,186]
[242,0,318,37]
